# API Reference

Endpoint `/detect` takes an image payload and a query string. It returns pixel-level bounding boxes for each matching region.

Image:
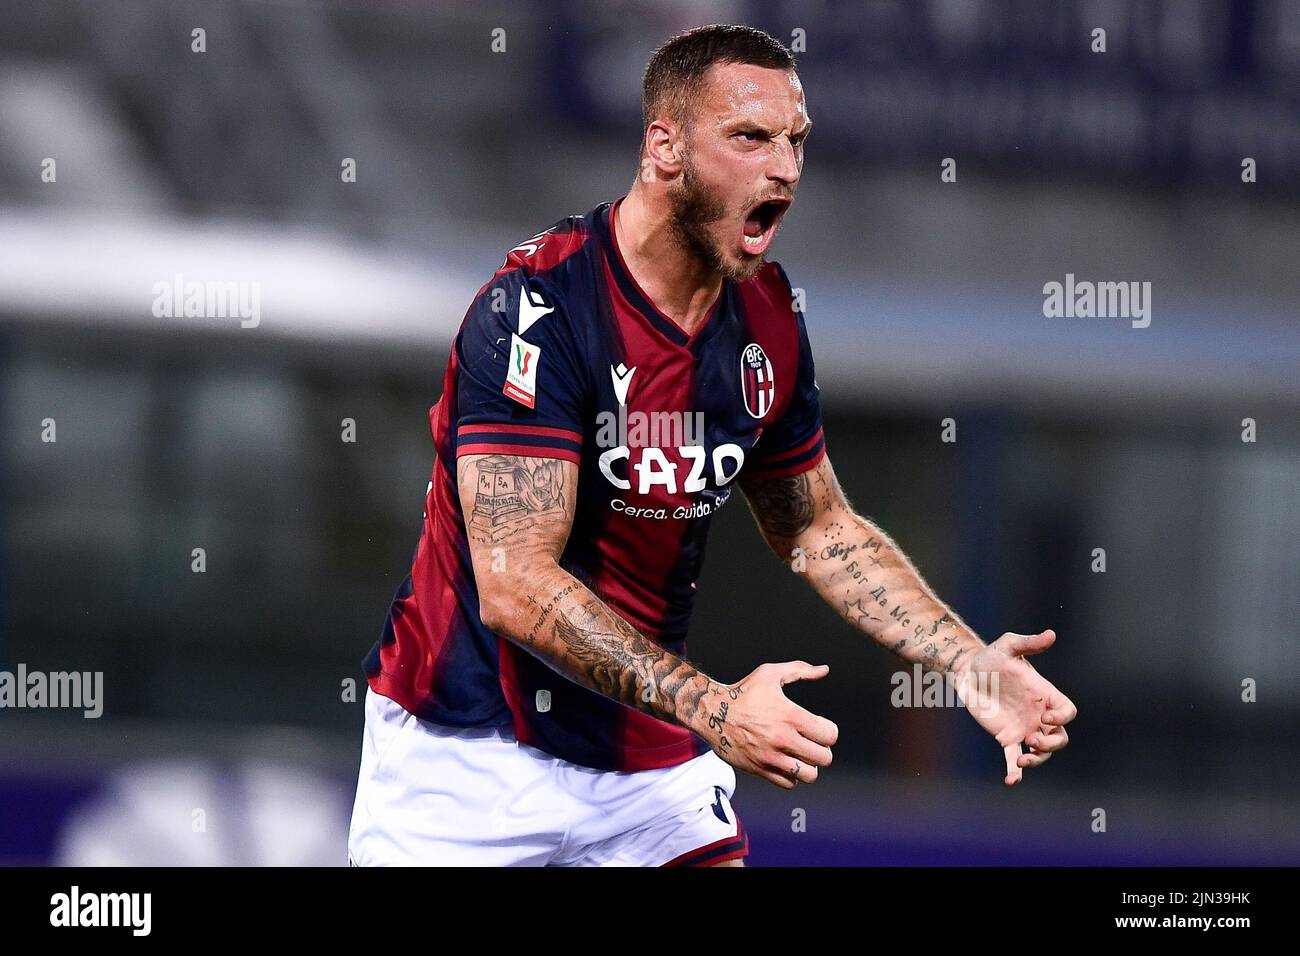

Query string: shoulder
[479,206,602,296]
[496,211,594,279]
[464,207,603,321]
[457,209,604,361]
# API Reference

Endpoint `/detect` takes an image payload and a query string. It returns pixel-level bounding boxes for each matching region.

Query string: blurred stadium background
[1,0,1298,865]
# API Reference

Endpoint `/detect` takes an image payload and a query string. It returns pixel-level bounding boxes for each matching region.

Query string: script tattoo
[743,472,815,539]
[805,522,978,674]
[527,581,581,646]
[707,699,732,754]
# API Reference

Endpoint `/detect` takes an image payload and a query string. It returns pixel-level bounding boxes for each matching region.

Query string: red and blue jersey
[363,195,827,771]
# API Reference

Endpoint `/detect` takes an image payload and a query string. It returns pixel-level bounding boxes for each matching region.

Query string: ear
[643,119,685,176]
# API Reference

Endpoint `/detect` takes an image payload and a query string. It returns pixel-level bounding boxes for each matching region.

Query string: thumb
[997,629,1056,658]
[775,661,831,688]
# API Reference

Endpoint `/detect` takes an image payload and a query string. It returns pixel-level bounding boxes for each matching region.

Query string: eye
[736,130,762,142]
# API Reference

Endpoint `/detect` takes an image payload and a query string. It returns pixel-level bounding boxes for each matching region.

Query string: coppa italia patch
[504,333,540,408]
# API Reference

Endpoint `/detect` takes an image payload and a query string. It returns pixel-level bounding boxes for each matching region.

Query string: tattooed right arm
[456,453,727,744]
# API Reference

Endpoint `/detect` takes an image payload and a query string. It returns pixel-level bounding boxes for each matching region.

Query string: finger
[762,769,797,790]
[1027,726,1069,753]
[1042,695,1077,726]
[754,759,802,789]
[791,761,817,784]
[999,629,1056,658]
[776,734,834,769]
[743,760,798,790]
[1003,743,1023,785]
[1017,750,1051,769]
[767,754,818,786]
[777,661,831,687]
[790,707,839,747]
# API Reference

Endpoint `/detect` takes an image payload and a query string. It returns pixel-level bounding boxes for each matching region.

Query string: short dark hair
[642,24,796,136]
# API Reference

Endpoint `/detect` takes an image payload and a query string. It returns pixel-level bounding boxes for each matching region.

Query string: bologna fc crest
[740,342,774,419]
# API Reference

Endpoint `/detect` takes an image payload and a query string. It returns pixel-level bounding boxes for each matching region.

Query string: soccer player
[348,23,1076,867]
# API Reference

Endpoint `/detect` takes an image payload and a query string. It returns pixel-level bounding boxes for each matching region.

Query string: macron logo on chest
[610,362,636,405]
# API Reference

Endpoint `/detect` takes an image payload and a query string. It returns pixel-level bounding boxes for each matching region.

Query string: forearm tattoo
[460,452,734,743]
[548,596,718,733]
[742,462,980,674]
[810,524,978,672]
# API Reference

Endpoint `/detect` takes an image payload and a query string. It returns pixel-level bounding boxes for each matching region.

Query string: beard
[666,150,765,282]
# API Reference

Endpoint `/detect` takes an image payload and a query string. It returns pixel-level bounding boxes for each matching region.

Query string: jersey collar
[598,196,729,353]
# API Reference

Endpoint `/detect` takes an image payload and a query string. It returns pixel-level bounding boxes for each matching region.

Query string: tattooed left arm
[739,455,985,675]
[742,454,1079,785]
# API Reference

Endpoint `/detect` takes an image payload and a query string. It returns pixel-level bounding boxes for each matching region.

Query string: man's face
[666,61,809,282]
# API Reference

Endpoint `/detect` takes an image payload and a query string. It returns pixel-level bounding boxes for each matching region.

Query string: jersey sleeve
[453,268,588,464]
[742,279,827,481]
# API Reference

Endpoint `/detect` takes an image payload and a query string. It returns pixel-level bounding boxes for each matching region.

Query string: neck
[613,184,723,338]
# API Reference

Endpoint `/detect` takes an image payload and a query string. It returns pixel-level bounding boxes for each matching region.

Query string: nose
[768,133,801,187]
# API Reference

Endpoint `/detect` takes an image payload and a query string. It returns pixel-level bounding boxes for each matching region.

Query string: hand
[702,661,839,790]
[952,629,1077,786]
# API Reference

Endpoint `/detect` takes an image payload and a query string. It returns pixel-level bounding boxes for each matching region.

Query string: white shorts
[347,688,748,866]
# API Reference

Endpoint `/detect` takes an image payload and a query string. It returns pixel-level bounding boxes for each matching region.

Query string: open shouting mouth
[740,196,791,256]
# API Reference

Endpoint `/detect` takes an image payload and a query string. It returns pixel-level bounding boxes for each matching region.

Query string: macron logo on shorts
[710,786,729,824]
